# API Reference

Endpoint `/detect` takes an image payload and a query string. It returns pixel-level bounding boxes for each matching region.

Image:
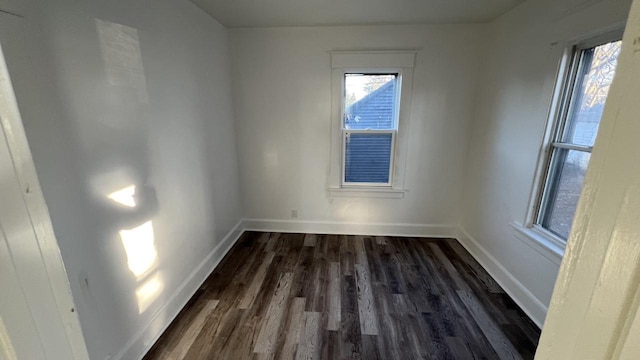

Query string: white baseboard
[455,227,547,328]
[115,219,245,360]
[243,218,457,238]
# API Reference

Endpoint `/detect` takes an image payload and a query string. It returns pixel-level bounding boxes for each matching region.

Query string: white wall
[460,0,632,326]
[0,0,242,359]
[230,25,485,232]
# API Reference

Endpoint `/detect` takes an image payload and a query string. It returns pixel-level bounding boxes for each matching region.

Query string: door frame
[0,29,90,360]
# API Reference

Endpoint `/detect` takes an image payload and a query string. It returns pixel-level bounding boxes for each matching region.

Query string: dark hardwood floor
[143,232,540,360]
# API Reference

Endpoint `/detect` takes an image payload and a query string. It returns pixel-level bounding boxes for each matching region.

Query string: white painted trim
[243,218,456,238]
[522,45,568,228]
[339,71,401,189]
[0,41,89,359]
[116,219,244,360]
[455,227,547,328]
[329,54,415,193]
[510,222,564,266]
[327,187,406,198]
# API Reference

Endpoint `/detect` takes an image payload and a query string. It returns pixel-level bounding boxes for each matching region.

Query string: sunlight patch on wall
[108,185,159,279]
[96,19,149,104]
[135,272,163,314]
[340,201,372,223]
[107,184,163,313]
[119,221,158,280]
[108,184,137,208]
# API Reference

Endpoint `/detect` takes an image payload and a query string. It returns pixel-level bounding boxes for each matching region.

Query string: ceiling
[190,0,527,28]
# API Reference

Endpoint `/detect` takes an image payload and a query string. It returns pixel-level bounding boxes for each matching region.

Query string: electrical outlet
[291,209,298,218]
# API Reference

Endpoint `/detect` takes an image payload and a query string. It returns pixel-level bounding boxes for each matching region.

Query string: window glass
[564,41,622,147]
[344,74,397,130]
[344,133,392,183]
[542,150,591,239]
[538,39,621,241]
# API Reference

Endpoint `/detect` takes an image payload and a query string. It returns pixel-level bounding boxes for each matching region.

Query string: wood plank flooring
[143,232,540,360]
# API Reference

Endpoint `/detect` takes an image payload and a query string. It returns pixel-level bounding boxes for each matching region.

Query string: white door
[536,0,640,359]
[0,9,90,360]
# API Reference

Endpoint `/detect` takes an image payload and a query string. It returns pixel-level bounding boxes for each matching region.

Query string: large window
[535,36,622,241]
[342,73,400,186]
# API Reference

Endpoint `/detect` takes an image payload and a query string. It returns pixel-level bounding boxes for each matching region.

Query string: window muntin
[342,73,400,186]
[536,39,622,240]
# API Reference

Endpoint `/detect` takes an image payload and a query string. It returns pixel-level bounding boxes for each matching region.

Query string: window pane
[564,41,621,147]
[542,150,591,239]
[344,133,392,183]
[344,74,397,130]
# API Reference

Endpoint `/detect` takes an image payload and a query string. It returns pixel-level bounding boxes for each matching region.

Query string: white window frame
[328,51,415,198]
[517,29,623,260]
[341,71,400,188]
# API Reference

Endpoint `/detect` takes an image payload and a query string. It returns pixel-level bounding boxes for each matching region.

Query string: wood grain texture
[238,251,275,309]
[340,275,362,359]
[354,235,369,267]
[445,238,503,293]
[168,300,219,359]
[354,264,378,335]
[143,232,540,360]
[276,297,306,360]
[326,262,341,331]
[303,234,317,247]
[457,290,523,360]
[296,312,321,360]
[254,272,293,354]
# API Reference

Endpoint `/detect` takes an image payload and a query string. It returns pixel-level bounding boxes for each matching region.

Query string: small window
[536,38,622,241]
[342,73,399,186]
[329,50,415,197]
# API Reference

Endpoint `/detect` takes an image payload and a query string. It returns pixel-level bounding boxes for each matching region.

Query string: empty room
[1,0,639,359]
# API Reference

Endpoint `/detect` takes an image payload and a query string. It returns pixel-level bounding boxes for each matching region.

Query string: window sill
[328,187,406,199]
[510,222,564,265]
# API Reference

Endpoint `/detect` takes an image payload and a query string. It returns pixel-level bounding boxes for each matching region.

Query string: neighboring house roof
[345,80,396,130]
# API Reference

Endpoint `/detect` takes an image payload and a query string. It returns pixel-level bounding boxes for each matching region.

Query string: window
[343,73,399,186]
[534,35,622,242]
[329,51,415,197]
